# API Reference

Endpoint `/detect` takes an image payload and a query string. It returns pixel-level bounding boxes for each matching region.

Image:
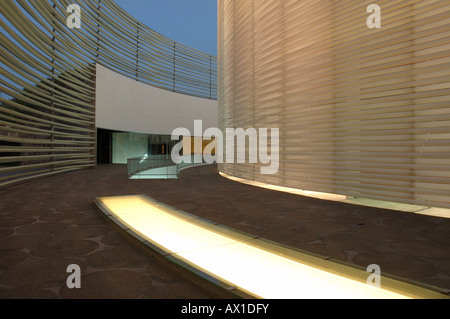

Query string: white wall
[95,64,218,136]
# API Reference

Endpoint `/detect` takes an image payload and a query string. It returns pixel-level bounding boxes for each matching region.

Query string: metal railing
[0,0,217,188]
[128,154,207,179]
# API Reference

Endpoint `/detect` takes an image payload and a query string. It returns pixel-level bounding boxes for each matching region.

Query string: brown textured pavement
[0,164,449,298]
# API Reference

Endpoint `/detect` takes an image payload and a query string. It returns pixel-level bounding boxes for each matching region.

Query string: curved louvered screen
[218,0,450,209]
[0,0,217,188]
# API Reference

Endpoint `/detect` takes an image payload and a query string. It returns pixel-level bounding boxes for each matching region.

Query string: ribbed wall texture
[218,0,450,208]
[0,0,217,187]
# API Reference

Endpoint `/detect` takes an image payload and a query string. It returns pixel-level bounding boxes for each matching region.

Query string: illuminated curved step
[94,195,448,299]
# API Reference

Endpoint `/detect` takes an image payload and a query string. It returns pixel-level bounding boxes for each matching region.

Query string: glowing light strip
[219,172,348,201]
[219,172,450,219]
[95,195,446,299]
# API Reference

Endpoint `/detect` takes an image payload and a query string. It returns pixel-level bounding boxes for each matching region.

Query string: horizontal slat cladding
[1,0,217,187]
[1,0,95,187]
[218,0,450,208]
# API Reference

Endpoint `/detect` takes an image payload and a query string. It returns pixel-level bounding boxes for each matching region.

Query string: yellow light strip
[95,195,447,299]
[219,172,347,201]
[219,172,450,219]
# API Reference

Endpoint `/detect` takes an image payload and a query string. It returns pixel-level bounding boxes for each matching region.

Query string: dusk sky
[114,0,218,56]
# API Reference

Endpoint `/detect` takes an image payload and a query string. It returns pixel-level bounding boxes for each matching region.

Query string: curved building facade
[218,0,450,208]
[0,0,217,187]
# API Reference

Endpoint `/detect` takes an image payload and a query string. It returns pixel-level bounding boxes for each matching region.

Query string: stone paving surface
[0,164,449,299]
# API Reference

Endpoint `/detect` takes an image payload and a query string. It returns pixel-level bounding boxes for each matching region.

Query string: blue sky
[114,0,217,56]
